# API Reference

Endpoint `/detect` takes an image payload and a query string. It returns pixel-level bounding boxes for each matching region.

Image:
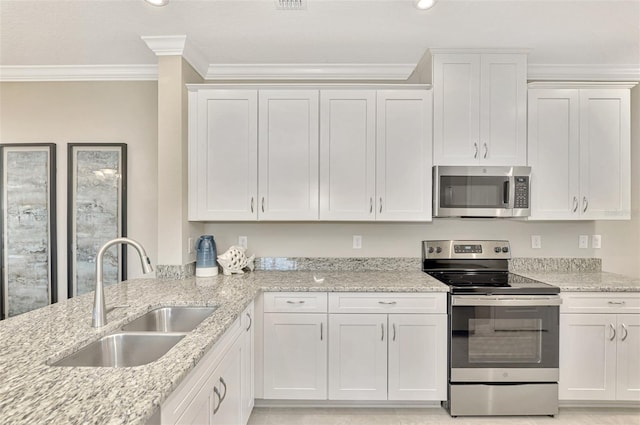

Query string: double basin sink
[52,306,217,368]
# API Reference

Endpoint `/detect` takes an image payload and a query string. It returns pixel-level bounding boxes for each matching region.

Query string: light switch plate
[353,235,362,249]
[238,236,248,249]
[187,237,193,254]
[592,235,602,249]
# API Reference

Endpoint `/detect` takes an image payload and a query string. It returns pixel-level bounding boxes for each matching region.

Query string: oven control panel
[422,240,511,260]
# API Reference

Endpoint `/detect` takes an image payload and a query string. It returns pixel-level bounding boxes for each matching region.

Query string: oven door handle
[451,295,562,307]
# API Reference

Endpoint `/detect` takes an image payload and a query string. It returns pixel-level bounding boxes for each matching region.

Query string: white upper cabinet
[376,90,432,221]
[528,83,632,220]
[258,90,319,220]
[319,90,376,220]
[188,89,258,221]
[189,85,431,222]
[432,51,527,166]
[319,89,432,221]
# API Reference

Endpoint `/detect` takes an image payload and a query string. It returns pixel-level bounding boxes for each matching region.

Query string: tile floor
[248,406,640,425]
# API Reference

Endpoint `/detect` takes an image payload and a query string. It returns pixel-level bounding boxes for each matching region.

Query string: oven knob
[493,247,501,253]
[436,247,442,254]
[502,246,509,253]
[428,247,434,254]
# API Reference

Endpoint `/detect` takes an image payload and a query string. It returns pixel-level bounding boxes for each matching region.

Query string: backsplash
[157,257,602,278]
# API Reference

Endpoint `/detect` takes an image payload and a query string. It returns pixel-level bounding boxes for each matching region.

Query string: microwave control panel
[514,176,529,209]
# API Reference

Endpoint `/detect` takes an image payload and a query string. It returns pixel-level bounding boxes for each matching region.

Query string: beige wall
[595,85,640,278]
[0,81,158,300]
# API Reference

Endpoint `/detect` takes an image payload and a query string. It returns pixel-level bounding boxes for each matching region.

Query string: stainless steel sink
[121,306,217,332]
[52,332,186,367]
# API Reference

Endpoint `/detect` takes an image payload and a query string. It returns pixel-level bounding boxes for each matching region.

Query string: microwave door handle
[503,181,510,207]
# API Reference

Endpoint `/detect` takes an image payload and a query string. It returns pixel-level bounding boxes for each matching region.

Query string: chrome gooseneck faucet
[92,237,154,327]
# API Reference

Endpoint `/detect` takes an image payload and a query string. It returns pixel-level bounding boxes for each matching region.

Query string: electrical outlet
[579,235,589,249]
[592,235,602,249]
[187,237,193,254]
[353,235,362,249]
[238,236,248,249]
[531,235,542,249]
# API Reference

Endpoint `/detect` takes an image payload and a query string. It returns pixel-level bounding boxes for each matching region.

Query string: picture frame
[0,143,57,319]
[68,143,127,297]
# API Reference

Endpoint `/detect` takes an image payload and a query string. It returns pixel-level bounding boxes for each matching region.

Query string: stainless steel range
[422,240,561,417]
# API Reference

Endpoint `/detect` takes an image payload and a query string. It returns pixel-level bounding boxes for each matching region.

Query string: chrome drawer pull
[609,323,617,341]
[286,300,305,304]
[608,301,625,305]
[621,324,629,341]
[378,301,397,305]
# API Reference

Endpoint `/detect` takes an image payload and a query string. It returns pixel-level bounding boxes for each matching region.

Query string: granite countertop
[515,270,640,292]
[0,270,446,425]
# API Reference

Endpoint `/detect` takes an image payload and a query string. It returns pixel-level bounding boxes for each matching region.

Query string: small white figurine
[217,245,255,276]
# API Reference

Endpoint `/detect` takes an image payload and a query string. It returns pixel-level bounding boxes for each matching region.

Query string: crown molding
[141,35,209,78]
[205,63,416,80]
[528,64,640,82]
[0,65,158,82]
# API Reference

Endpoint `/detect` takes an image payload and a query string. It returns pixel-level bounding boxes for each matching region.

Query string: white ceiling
[1,0,639,80]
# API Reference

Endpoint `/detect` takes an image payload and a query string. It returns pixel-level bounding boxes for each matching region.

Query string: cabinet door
[559,314,617,400]
[174,380,213,425]
[527,89,580,220]
[388,314,447,401]
[258,90,319,220]
[479,54,527,165]
[433,54,481,165]
[263,313,327,399]
[240,303,254,424]
[328,314,387,400]
[579,89,631,220]
[212,335,243,425]
[376,90,432,221]
[616,314,640,401]
[319,90,376,220]
[189,90,258,220]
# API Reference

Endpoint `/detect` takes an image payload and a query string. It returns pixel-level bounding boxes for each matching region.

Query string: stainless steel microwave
[433,166,531,218]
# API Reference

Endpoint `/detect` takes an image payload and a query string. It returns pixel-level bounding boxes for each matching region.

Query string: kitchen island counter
[0,270,445,425]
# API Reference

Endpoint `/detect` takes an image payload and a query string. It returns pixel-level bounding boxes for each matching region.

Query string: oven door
[449,295,560,383]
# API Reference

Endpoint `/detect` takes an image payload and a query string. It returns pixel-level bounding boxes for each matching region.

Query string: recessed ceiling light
[145,0,169,6]
[416,0,436,10]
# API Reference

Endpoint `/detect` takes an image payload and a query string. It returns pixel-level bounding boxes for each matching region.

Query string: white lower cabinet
[327,293,447,401]
[161,303,254,425]
[262,293,328,399]
[559,293,640,401]
[240,303,255,424]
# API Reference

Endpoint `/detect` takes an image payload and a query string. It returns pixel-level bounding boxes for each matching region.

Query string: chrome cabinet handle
[572,196,578,213]
[320,322,323,341]
[483,143,488,159]
[608,301,625,305]
[246,312,252,331]
[213,386,222,414]
[473,142,478,159]
[219,377,227,402]
[286,300,305,304]
[379,197,383,214]
[583,196,588,213]
[369,197,373,214]
[381,323,385,341]
[392,323,396,342]
[251,197,254,213]
[621,324,629,341]
[609,323,617,341]
[261,197,265,213]
[378,301,397,305]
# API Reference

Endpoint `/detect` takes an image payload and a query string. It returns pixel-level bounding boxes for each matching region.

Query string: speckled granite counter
[515,271,640,292]
[0,270,445,425]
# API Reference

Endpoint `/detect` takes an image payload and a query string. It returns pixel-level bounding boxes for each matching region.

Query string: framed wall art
[0,143,57,319]
[68,143,127,297]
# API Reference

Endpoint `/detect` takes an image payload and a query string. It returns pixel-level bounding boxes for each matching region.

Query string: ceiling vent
[275,0,307,10]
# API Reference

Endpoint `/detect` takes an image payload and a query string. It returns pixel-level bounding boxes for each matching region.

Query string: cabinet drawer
[561,292,640,314]
[328,293,446,314]
[263,292,328,313]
